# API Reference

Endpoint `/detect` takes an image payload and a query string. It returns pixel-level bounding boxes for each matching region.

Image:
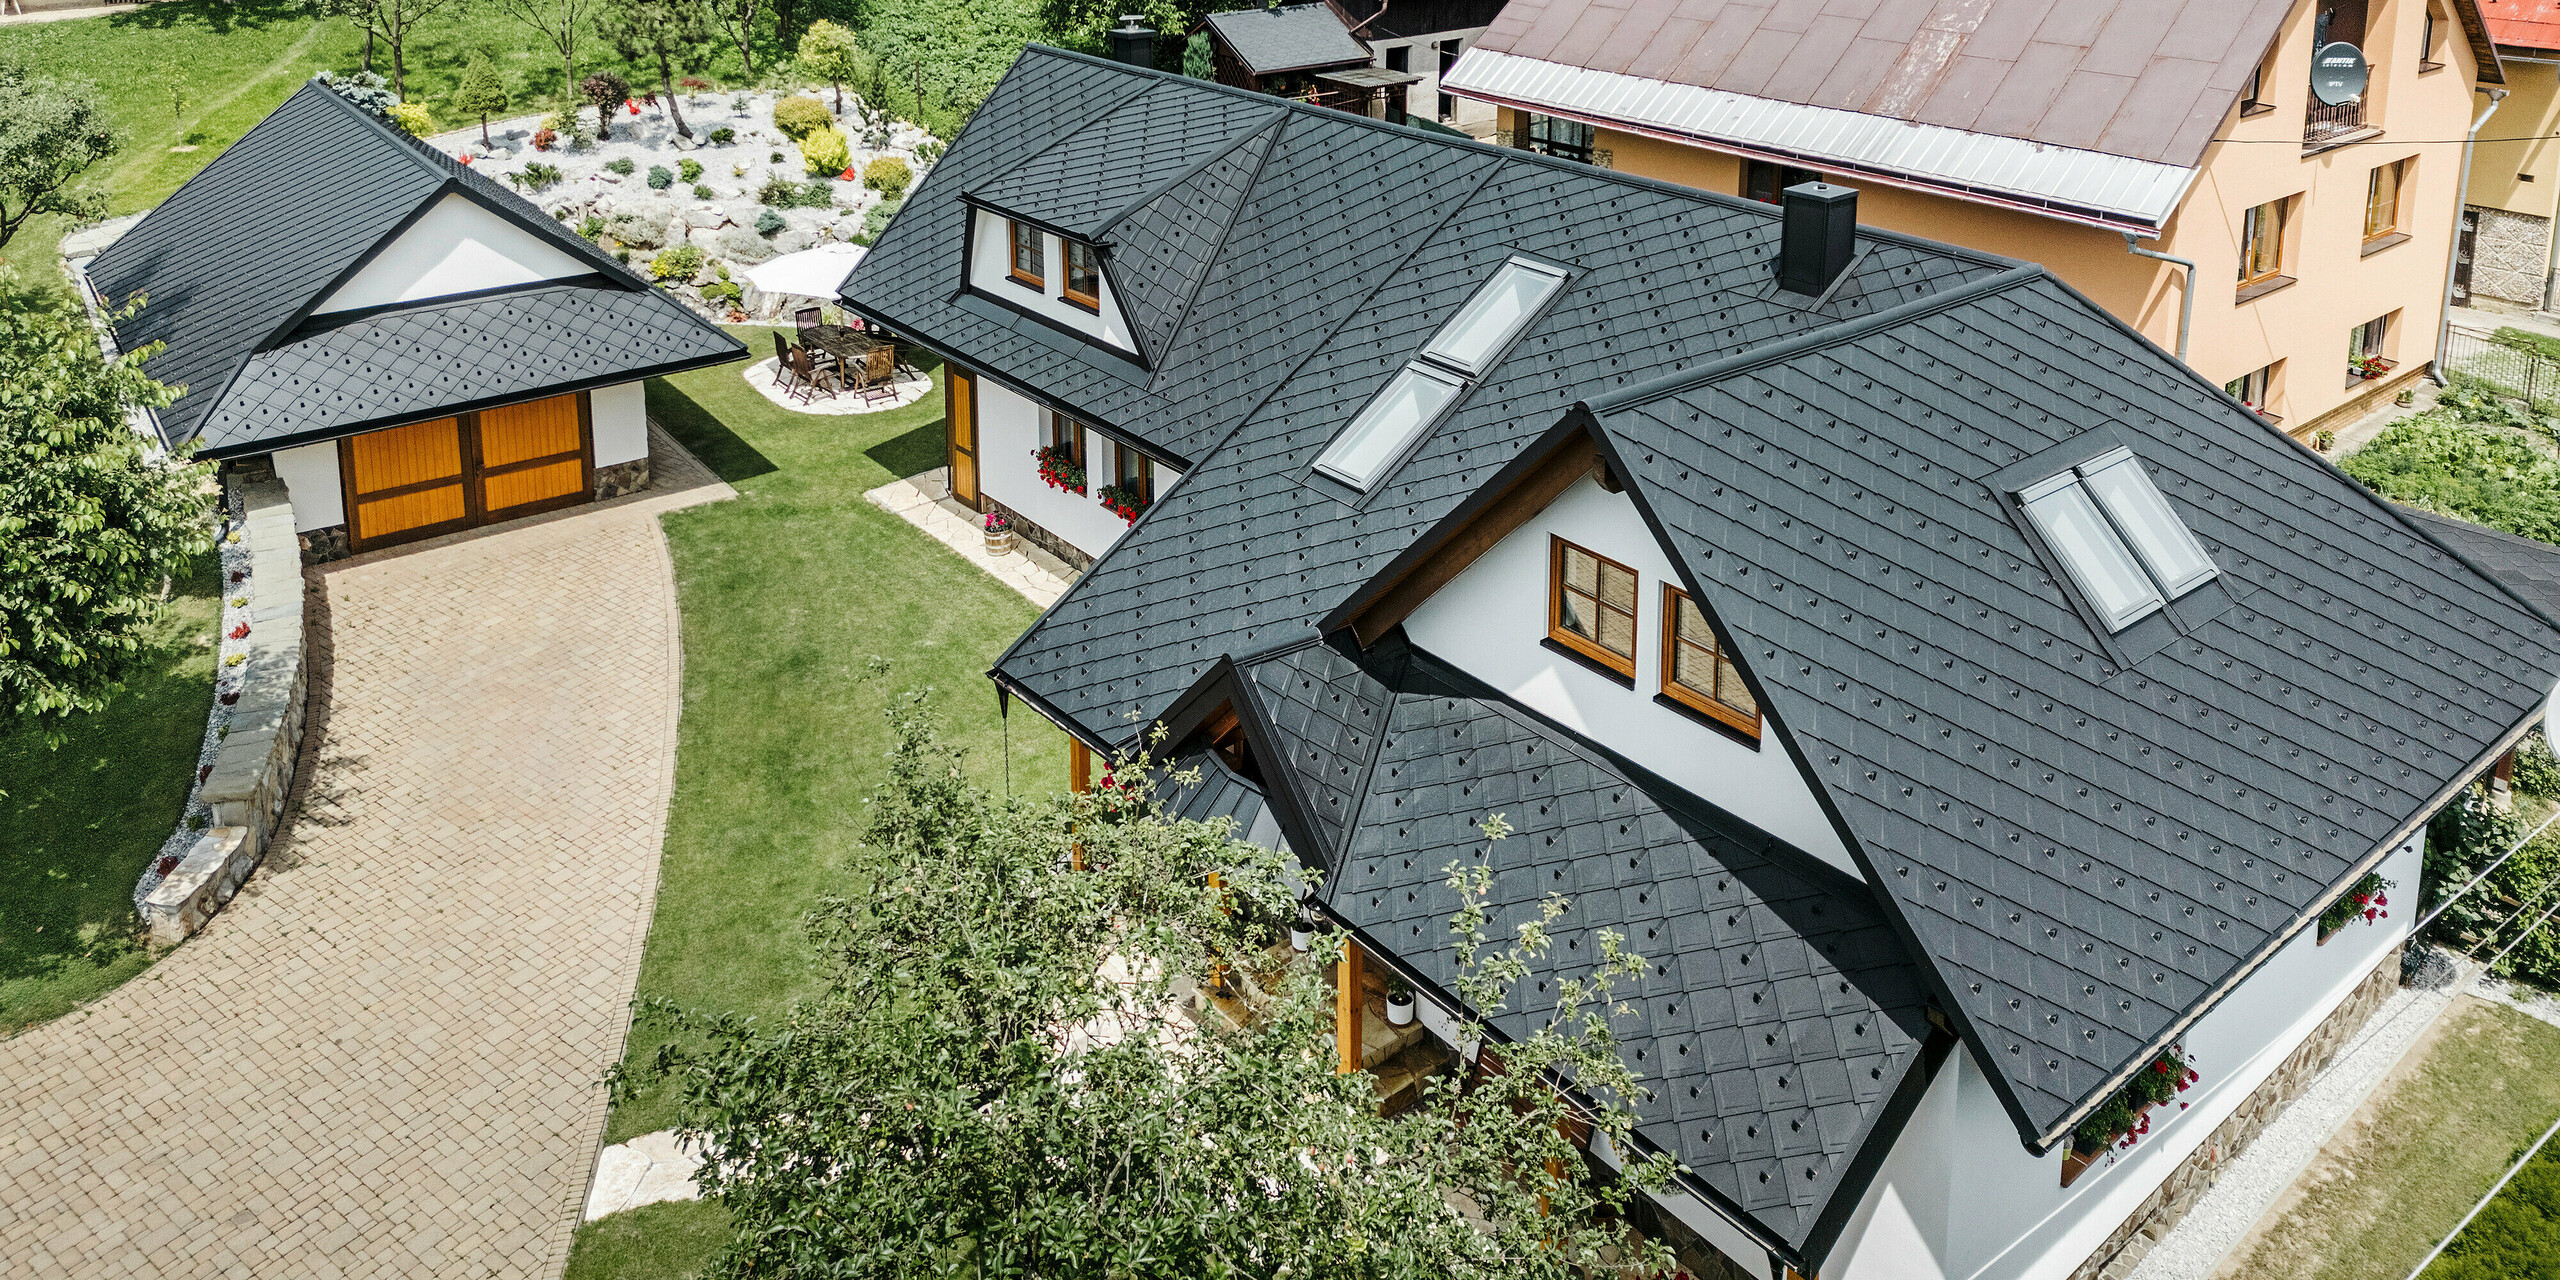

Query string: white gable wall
[315,193,594,315]
[591,381,648,467]
[1401,473,1859,876]
[1826,833,2423,1280]
[968,209,1139,355]
[975,376,1182,558]
[273,441,344,532]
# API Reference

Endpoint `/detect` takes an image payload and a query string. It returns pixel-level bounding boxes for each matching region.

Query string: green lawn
[566,1199,735,1280]
[0,552,221,1033]
[2227,997,2560,1280]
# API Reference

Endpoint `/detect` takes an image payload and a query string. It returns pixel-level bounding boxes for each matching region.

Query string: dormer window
[1063,241,1102,311]
[2018,448,2216,633]
[1662,586,1759,738]
[1550,536,1637,679]
[1009,220,1045,288]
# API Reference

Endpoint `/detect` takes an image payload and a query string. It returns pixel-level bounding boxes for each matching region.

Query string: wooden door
[947,367,980,510]
[344,417,471,546]
[476,392,591,518]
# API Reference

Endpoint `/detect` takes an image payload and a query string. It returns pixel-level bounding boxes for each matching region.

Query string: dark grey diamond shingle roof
[86,80,742,457]
[2394,506,2560,626]
[968,82,1279,240]
[848,46,2560,1246]
[1202,3,1374,76]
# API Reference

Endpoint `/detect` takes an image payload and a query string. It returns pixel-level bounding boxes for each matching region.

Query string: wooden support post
[1337,937,1364,1075]
[2494,746,2517,811]
[1069,739,1092,793]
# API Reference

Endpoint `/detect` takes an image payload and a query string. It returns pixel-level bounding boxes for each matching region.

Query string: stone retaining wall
[2066,947,2403,1280]
[140,479,310,944]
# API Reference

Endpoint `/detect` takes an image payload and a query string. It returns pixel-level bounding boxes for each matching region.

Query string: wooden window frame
[1743,159,1823,205]
[1062,240,1102,312]
[1115,442,1154,504]
[1547,536,1638,680]
[1008,219,1045,290]
[1659,584,1761,739]
[1048,410,1086,467]
[2363,159,2405,243]
[2238,198,2287,289]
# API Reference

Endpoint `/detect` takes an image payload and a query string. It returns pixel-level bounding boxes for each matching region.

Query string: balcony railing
[2305,97,2367,146]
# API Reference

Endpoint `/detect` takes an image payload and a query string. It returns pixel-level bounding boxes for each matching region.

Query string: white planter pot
[1385,992,1415,1027]
[1290,927,1313,952]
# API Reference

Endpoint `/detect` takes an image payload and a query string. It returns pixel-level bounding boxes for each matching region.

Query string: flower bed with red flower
[1034,444,1085,495]
[2319,871,2394,939]
[1098,482,1149,524]
[2073,1046,2200,1158]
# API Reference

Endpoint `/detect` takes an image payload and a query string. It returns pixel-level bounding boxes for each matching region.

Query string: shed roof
[1202,3,1375,76]
[85,80,742,458]
[2482,0,2560,54]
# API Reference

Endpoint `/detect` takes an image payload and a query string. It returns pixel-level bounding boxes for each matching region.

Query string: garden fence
[2441,325,2560,406]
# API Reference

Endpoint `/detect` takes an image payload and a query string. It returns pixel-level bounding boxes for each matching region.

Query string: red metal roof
[2482,0,2560,53]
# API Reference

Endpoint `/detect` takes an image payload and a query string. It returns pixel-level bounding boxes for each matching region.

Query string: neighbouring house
[1195,0,1504,132]
[845,46,2560,1280]
[1440,0,2505,442]
[2461,1,2560,310]
[79,79,746,560]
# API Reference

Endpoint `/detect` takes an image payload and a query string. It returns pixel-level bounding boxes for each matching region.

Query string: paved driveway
[0,433,726,1278]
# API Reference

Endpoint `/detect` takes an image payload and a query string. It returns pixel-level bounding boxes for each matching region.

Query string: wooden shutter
[475,392,591,516]
[344,417,470,545]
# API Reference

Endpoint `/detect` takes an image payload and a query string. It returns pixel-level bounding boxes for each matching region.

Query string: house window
[2364,161,2405,242]
[2017,448,2217,633]
[1744,160,1824,205]
[1063,240,1101,310]
[1008,220,1044,289]
[1115,442,1154,504]
[2239,60,2272,115]
[1385,44,1409,73]
[2421,6,2444,70]
[2238,199,2287,292]
[1047,410,1086,466]
[1661,586,1759,737]
[2222,363,2278,421]
[1523,114,1594,164]
[1313,256,1568,490]
[2350,312,2396,380]
[1550,537,1637,677]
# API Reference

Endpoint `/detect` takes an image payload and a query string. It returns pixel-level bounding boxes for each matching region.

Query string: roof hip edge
[1090,110,1290,241]
[1579,263,2044,417]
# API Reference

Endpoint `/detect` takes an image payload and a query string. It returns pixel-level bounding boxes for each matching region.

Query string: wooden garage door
[340,392,596,550]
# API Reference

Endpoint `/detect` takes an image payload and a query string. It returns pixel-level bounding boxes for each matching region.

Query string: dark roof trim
[281,272,622,335]
[2462,0,2512,84]
[989,665,1119,756]
[839,299,1185,467]
[190,341,741,460]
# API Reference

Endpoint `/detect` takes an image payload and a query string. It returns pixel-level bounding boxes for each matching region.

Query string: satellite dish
[2312,42,2370,106]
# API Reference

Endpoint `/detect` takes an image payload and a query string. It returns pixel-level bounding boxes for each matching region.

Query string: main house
[844,46,2560,1280]
[1440,0,2505,443]
[79,80,746,559]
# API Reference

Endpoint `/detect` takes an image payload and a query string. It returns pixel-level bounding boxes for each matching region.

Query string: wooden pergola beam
[1337,937,1363,1075]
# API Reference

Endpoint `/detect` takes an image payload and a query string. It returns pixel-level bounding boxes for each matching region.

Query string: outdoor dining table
[803,325,889,368]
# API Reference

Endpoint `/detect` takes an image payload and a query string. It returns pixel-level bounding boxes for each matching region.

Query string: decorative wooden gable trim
[1340,429,1608,648]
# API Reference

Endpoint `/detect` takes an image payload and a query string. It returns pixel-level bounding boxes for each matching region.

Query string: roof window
[2018,447,2216,633]
[1313,256,1567,491]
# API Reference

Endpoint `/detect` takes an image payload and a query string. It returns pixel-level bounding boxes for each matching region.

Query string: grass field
[565,1199,733,1280]
[2224,997,2560,1280]
[0,552,221,1033]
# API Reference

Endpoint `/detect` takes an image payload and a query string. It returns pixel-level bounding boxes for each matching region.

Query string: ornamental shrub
[678,157,703,183]
[861,155,911,197]
[650,244,703,280]
[2425,1140,2560,1280]
[800,180,837,209]
[800,127,850,177]
[386,101,434,137]
[755,208,786,237]
[605,157,636,176]
[2518,729,2560,799]
[531,127,557,151]
[692,183,715,200]
[772,95,832,140]
[709,126,735,144]
[507,162,564,192]
[576,213,606,238]
[862,197,902,240]
[646,164,675,189]
[757,175,802,206]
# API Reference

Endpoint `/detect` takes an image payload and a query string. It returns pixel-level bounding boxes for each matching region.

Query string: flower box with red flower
[2060,1046,2199,1187]
[1098,482,1149,524]
[2317,870,2394,944]
[1034,444,1086,495]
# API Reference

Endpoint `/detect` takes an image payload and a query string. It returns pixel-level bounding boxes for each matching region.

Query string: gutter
[2122,233,2195,363]
[2435,86,2510,385]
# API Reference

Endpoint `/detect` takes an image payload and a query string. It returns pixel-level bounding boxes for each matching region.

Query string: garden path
[0,426,728,1278]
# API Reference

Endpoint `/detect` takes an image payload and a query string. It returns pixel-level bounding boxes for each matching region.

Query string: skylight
[1312,365,1465,489]
[1422,259,1568,377]
[2017,449,2217,634]
[1311,256,1569,492]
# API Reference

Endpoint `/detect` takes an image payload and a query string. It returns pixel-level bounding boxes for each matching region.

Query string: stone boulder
[771,227,817,254]
[603,197,678,250]
[715,225,778,264]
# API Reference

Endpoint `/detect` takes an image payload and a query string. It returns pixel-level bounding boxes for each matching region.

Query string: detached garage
[83,79,745,558]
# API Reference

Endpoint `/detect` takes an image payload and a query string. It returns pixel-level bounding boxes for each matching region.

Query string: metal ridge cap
[1578,263,2044,418]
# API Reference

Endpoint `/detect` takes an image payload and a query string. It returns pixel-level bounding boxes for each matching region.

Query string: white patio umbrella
[744,243,868,304]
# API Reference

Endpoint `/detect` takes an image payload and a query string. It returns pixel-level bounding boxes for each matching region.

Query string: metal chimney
[1108,15,1157,68]
[1778,182,1858,297]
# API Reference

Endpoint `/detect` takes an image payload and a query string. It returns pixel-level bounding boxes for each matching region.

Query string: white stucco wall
[272,440,343,533]
[1826,833,2425,1280]
[590,381,648,467]
[315,193,593,314]
[1369,29,1497,132]
[975,377,1182,559]
[969,209,1138,354]
[1401,473,1860,876]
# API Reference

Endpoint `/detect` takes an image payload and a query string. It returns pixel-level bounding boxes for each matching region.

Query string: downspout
[2123,233,2194,363]
[2435,87,2510,385]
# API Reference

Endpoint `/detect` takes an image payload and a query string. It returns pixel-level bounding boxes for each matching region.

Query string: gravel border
[131,483,253,911]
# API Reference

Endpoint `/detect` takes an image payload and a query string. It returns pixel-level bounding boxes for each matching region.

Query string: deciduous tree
[599,0,711,141]
[0,286,212,733]
[454,53,513,147]
[0,58,116,251]
[303,0,462,100]
[796,19,862,116]
[490,0,603,106]
[698,0,765,82]
[617,682,1681,1280]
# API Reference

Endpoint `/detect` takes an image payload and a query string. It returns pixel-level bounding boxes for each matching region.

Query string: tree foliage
[617,680,1680,1280]
[701,0,769,81]
[798,19,865,115]
[489,0,605,105]
[0,57,117,252]
[0,288,212,733]
[2425,784,2560,990]
[301,0,463,99]
[598,0,712,139]
[455,53,514,146]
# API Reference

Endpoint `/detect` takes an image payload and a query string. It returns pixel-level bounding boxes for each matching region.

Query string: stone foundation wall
[2469,205,2551,309]
[2066,947,2404,1280]
[298,525,352,565]
[989,497,1096,573]
[142,478,311,944]
[595,456,652,501]
[2294,363,2430,442]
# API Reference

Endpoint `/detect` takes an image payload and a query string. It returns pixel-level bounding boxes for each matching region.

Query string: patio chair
[853,347,899,406]
[795,307,825,340]
[784,345,839,403]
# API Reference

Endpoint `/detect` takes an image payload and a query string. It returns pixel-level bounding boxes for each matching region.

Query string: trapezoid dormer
[969,207,1139,355]
[313,192,597,316]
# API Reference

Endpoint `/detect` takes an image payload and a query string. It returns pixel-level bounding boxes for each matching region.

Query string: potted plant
[2396,388,2417,407]
[1034,443,1086,495]
[1290,909,1315,952]
[1098,481,1149,524]
[2312,428,2336,453]
[982,510,1015,556]
[2061,1046,2199,1187]
[1384,974,1416,1027]
[2317,871,2393,944]
[2352,354,2394,381]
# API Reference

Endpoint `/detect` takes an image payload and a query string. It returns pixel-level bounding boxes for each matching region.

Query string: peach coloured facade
[2461,55,2560,308]
[1501,0,2491,437]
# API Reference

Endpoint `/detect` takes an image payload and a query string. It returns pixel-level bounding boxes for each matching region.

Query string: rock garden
[424,86,938,323]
